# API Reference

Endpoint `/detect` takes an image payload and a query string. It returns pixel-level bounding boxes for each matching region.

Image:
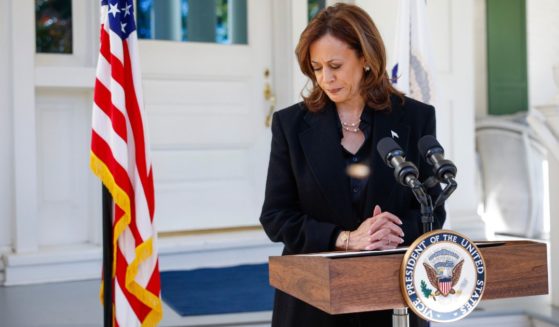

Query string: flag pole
[102,185,113,327]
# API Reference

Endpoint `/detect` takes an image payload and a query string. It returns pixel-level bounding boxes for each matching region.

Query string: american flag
[90,0,162,325]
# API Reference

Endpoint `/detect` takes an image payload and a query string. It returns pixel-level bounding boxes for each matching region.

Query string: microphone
[417,135,457,181]
[418,135,458,208]
[378,137,436,233]
[376,137,420,188]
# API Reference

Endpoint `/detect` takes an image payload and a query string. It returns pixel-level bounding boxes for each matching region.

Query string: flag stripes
[90,1,162,326]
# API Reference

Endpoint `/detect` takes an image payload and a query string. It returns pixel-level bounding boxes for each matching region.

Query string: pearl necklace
[342,119,361,133]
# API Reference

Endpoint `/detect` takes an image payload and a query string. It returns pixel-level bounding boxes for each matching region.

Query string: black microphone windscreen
[377,137,402,163]
[418,135,442,157]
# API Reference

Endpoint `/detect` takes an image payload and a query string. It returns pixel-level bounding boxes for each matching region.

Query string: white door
[139,0,273,232]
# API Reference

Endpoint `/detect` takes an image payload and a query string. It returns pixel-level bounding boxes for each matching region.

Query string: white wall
[0,0,13,251]
[527,0,559,107]
[357,0,485,238]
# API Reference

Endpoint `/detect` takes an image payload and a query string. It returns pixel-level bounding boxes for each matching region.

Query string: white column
[0,0,14,253]
[290,0,308,103]
[153,0,182,41]
[11,0,38,253]
[526,0,559,307]
[550,154,559,307]
[532,104,559,308]
[443,0,486,240]
[271,0,308,108]
[474,0,488,118]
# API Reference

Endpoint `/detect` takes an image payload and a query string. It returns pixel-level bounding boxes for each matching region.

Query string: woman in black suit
[260,3,445,327]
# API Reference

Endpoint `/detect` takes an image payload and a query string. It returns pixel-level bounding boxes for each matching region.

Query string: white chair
[476,114,548,239]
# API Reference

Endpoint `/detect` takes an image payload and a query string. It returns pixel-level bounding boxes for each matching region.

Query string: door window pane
[137,0,247,45]
[36,0,73,53]
[308,0,325,21]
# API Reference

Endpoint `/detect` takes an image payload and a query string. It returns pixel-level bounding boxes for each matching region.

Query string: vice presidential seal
[401,230,486,323]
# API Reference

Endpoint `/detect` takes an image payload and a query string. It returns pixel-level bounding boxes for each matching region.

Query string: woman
[260,3,445,326]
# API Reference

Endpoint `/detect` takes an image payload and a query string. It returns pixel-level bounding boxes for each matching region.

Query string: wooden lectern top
[268,241,548,315]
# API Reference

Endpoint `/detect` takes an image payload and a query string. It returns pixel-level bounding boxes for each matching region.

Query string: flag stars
[123,4,132,17]
[108,3,120,18]
[106,1,136,36]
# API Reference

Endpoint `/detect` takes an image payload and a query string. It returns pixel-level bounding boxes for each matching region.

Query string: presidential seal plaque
[401,230,486,323]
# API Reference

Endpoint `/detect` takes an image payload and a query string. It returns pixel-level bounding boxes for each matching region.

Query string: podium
[268,241,548,316]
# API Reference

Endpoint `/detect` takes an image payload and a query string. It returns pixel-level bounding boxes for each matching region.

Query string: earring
[364,66,371,72]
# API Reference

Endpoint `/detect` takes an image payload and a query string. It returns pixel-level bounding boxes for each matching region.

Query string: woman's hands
[336,205,405,251]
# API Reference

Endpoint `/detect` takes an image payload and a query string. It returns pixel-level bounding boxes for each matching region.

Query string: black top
[336,108,375,222]
[260,96,444,327]
[330,108,375,248]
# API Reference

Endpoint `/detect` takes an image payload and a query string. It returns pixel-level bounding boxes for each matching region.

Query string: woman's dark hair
[295,3,403,112]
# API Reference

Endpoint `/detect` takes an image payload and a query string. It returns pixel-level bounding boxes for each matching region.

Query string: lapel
[362,96,410,217]
[298,102,353,221]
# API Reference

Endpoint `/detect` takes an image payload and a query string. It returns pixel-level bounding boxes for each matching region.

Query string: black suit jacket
[260,95,445,327]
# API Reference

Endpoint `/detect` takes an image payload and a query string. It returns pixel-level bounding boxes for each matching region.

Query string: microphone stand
[393,176,434,327]
[405,176,434,234]
[433,176,457,209]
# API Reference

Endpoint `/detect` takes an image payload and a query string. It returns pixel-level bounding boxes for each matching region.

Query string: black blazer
[260,95,445,327]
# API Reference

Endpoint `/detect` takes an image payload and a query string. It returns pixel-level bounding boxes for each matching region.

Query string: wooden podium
[268,241,548,315]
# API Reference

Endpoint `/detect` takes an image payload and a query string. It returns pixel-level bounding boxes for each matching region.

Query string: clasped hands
[336,205,404,251]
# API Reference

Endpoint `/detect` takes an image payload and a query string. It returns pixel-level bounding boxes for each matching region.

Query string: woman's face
[309,33,365,108]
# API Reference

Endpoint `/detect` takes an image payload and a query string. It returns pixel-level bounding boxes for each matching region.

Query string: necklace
[342,126,360,133]
[342,120,360,127]
[341,119,360,133]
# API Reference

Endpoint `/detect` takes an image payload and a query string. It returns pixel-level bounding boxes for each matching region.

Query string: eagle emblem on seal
[423,249,464,297]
